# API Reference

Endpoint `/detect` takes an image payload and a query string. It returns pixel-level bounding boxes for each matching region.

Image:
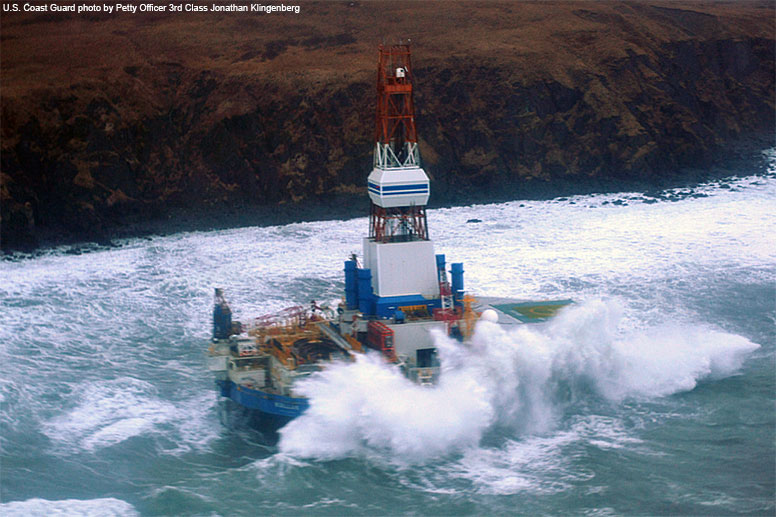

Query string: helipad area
[491,300,574,323]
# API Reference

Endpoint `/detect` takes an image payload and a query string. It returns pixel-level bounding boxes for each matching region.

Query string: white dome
[480,309,498,323]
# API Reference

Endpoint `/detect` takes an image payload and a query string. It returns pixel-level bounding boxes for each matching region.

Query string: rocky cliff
[2,1,774,251]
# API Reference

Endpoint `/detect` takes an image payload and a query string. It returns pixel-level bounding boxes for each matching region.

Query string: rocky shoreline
[4,137,771,258]
[2,2,773,254]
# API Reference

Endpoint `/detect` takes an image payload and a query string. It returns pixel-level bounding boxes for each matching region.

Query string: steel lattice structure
[369,44,429,243]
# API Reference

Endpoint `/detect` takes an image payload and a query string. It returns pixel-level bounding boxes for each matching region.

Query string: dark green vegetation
[1,1,774,251]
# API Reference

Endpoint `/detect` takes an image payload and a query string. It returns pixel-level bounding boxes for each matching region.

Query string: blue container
[451,262,465,301]
[357,268,373,315]
[344,260,358,310]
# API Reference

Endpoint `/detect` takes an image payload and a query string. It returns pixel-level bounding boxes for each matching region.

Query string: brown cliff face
[1,1,774,251]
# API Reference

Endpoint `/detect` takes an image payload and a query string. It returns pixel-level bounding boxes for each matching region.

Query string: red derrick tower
[374,44,419,169]
[367,44,430,244]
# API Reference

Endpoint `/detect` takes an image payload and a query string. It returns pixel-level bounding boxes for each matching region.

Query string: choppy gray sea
[2,156,774,515]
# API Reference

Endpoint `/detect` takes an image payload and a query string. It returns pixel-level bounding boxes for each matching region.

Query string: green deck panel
[492,299,574,323]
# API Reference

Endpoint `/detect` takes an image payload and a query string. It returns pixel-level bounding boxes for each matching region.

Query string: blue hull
[217,380,309,420]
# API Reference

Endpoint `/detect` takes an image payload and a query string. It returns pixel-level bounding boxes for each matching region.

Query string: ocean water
[1,160,774,515]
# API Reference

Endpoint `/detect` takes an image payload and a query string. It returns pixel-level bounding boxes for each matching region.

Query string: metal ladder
[438,267,453,312]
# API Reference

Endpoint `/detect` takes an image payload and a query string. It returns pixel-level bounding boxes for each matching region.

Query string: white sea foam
[0,171,772,510]
[404,413,659,496]
[442,430,584,495]
[279,299,760,463]
[42,377,219,454]
[438,177,776,303]
[42,378,170,452]
[0,497,138,517]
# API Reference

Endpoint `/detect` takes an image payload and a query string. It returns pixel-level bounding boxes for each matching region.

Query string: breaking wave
[0,498,138,517]
[279,299,759,462]
[42,377,219,455]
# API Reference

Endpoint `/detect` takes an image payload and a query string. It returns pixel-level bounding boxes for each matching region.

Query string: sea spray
[539,299,762,400]
[278,353,493,461]
[279,299,760,462]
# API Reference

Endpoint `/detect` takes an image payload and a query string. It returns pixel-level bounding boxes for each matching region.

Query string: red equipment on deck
[367,320,397,362]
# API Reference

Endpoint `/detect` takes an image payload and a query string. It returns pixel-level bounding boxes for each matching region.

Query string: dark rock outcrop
[1,1,773,251]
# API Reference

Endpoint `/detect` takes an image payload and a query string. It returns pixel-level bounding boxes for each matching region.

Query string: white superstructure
[363,238,438,297]
[367,166,430,208]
